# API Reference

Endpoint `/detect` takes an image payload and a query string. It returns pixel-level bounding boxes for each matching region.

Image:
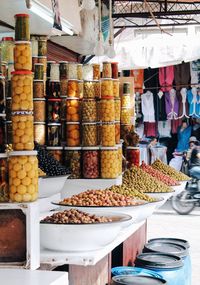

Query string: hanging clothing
[187,88,200,118]
[141,91,155,122]
[165,89,179,119]
[155,91,167,121]
[144,68,159,90]
[176,125,192,152]
[135,91,142,119]
[159,66,174,92]
[131,69,144,93]
[158,121,171,138]
[171,119,181,134]
[174,62,191,91]
[190,60,200,85]
[177,88,189,119]
[144,122,157,137]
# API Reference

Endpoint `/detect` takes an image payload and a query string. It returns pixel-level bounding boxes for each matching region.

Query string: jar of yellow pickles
[101,122,115,147]
[14,41,32,71]
[94,80,101,98]
[77,64,83,80]
[101,79,113,97]
[116,143,122,176]
[93,64,100,80]
[101,146,118,178]
[67,79,79,98]
[102,62,112,78]
[82,99,97,122]
[8,151,38,202]
[82,123,98,146]
[1,37,14,63]
[66,98,80,122]
[114,98,121,121]
[121,95,131,108]
[101,98,115,122]
[113,79,120,97]
[11,70,33,111]
[12,111,34,151]
[83,80,95,98]
[121,108,132,124]
[115,121,120,144]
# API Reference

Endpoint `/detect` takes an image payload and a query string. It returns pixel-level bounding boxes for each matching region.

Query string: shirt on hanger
[155,91,167,121]
[159,66,174,92]
[187,88,200,118]
[158,120,171,138]
[141,91,155,122]
[165,90,179,119]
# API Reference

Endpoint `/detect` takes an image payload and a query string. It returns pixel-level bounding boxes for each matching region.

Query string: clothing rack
[141,83,200,91]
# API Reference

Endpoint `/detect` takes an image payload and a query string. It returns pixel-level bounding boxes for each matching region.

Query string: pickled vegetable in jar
[111,62,118,79]
[66,98,80,122]
[6,98,12,121]
[82,147,99,178]
[14,41,32,71]
[115,121,120,144]
[101,98,115,122]
[47,98,61,122]
[11,70,33,111]
[8,63,14,80]
[38,40,47,56]
[31,39,38,57]
[49,81,60,98]
[121,95,131,108]
[12,111,34,151]
[114,98,121,121]
[67,80,79,98]
[50,63,60,81]
[94,80,100,98]
[82,99,97,122]
[47,123,61,146]
[101,122,115,147]
[15,14,30,41]
[78,80,83,99]
[0,153,9,202]
[66,122,80,147]
[77,64,83,80]
[83,64,93,80]
[34,122,46,145]
[33,99,46,122]
[0,76,5,113]
[9,151,38,202]
[32,57,38,71]
[101,146,118,178]
[123,82,131,94]
[34,63,44,80]
[83,80,95,98]
[61,120,66,143]
[64,147,81,178]
[38,56,47,73]
[1,37,14,63]
[121,108,132,124]
[59,61,68,79]
[82,123,98,146]
[60,96,67,120]
[117,143,123,175]
[113,79,119,97]
[47,147,63,163]
[126,146,140,167]
[102,62,112,78]
[60,79,68,96]
[47,61,56,78]
[33,80,44,98]
[93,64,100,80]
[6,121,12,144]
[101,79,113,97]
[68,63,78,79]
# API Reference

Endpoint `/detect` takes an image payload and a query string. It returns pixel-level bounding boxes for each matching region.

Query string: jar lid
[93,80,100,83]
[82,146,100,150]
[77,63,82,66]
[113,79,119,82]
[33,98,46,101]
[148,238,190,249]
[38,56,47,59]
[121,107,132,110]
[60,96,67,99]
[82,98,96,102]
[34,63,44,66]
[15,13,29,17]
[6,97,11,100]
[15,41,31,44]
[0,113,6,117]
[84,80,96,83]
[126,146,139,150]
[68,79,79,82]
[82,122,97,126]
[38,39,47,42]
[49,80,60,83]
[46,146,63,150]
[51,63,60,66]
[101,96,114,100]
[59,61,68,64]
[47,98,62,102]
[114,98,121,101]
[111,62,118,65]
[6,121,12,124]
[66,97,79,100]
[115,121,120,124]
[34,122,46,125]
[102,121,115,125]
[9,151,37,156]
[68,62,77,64]
[32,56,39,58]
[2,37,14,41]
[112,275,167,285]
[0,153,7,158]
[12,111,33,115]
[100,146,118,150]
[33,80,44,82]
[101,78,113,81]
[64,146,82,150]
[66,122,80,125]
[103,61,111,64]
[122,93,131,96]
[11,70,33,75]
[92,63,100,66]
[47,123,61,126]
[47,61,56,64]
[143,242,188,258]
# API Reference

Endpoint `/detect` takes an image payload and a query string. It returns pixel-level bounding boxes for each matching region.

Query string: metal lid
[126,146,140,150]
[66,97,79,100]
[144,241,188,258]
[64,146,82,150]
[148,238,190,249]
[33,80,44,82]
[34,63,44,66]
[46,147,63,150]
[115,121,120,124]
[100,146,118,150]
[2,37,14,41]
[47,123,61,126]
[15,13,29,17]
[34,122,46,125]
[38,56,47,59]
[59,61,68,64]
[82,122,98,126]
[9,151,37,156]
[112,275,167,285]
[82,146,100,150]
[101,78,113,81]
[33,98,46,101]
[102,121,115,125]
[12,111,33,115]
[0,153,8,158]
[15,41,31,44]
[66,122,80,125]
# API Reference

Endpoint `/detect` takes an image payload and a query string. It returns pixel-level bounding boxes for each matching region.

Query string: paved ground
[147,201,200,285]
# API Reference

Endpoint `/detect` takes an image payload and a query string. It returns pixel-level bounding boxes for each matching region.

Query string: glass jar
[49,81,60,98]
[11,70,33,111]
[67,79,79,98]
[31,39,38,57]
[34,63,44,80]
[102,62,112,78]
[111,62,118,79]
[61,120,66,143]
[38,56,47,73]
[123,82,131,94]
[77,64,83,80]
[12,111,34,151]
[15,14,30,41]
[113,79,120,97]
[83,64,93,80]
[59,61,68,79]
[6,98,11,121]
[93,64,100,80]
[101,79,113,97]
[101,146,118,178]
[66,98,80,122]
[6,121,12,144]
[101,122,115,147]
[1,37,14,63]
[94,80,101,98]
[121,108,132,124]
[78,80,83,99]
[101,98,115,122]
[121,95,131,108]
[32,57,38,71]
[50,63,60,81]
[34,122,46,145]
[38,40,47,56]
[8,63,14,80]
[60,79,68,96]
[14,41,32,71]
[46,146,63,163]
[126,146,140,167]
[64,147,81,179]
[83,80,95,98]
[47,98,61,122]
[82,123,98,146]
[8,151,38,202]
[0,153,9,202]
[114,98,121,121]
[47,61,56,78]
[115,121,120,144]
[6,80,12,98]
[68,63,78,79]
[117,143,123,176]
[33,80,44,98]
[60,96,66,120]
[47,123,61,146]
[33,99,46,122]
[0,76,5,114]
[66,122,80,147]
[82,99,97,122]
[82,147,99,178]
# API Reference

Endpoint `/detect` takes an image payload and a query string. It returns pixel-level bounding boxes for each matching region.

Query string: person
[186,136,198,161]
[176,120,192,152]
[189,146,200,179]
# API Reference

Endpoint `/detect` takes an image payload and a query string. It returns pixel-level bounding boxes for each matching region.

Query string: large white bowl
[39,175,69,198]
[40,212,132,252]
